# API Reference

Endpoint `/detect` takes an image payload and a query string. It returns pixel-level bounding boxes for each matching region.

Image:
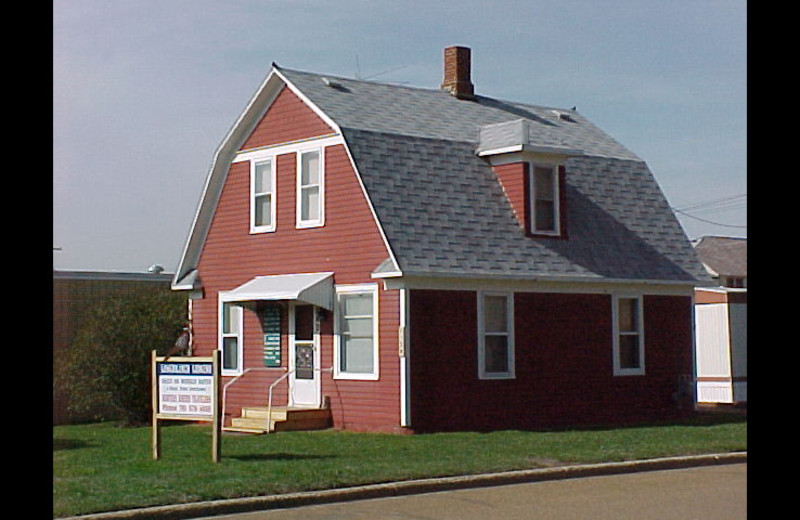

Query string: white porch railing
[221,367,285,427]
[266,366,333,434]
[222,366,333,433]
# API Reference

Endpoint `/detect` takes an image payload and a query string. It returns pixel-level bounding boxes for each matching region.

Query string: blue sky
[53,0,746,273]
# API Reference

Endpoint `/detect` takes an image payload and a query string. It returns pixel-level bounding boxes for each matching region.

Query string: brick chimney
[441,46,474,100]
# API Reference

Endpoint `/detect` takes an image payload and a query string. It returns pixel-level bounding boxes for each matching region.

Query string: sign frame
[151,350,221,462]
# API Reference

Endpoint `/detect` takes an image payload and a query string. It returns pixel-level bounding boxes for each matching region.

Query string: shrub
[59,290,187,426]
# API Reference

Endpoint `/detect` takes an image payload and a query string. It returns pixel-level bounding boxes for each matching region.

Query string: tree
[60,290,187,426]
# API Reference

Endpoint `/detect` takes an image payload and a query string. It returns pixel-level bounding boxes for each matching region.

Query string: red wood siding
[241,85,335,150]
[323,289,402,433]
[492,162,527,229]
[191,85,401,431]
[408,289,694,432]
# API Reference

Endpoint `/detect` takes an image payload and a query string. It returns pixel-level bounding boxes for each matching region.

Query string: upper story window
[236,135,343,233]
[530,163,560,235]
[250,158,275,233]
[612,294,645,376]
[721,276,746,288]
[478,291,515,379]
[297,149,324,228]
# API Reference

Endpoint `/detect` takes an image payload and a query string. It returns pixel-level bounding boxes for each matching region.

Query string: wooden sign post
[152,350,221,462]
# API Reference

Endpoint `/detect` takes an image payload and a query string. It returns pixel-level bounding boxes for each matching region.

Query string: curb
[59,451,746,520]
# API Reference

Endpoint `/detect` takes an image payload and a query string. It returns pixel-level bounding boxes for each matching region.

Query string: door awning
[222,272,334,310]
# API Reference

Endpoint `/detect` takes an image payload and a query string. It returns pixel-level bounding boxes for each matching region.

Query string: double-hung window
[613,294,645,376]
[219,299,244,376]
[250,158,275,233]
[335,284,379,380]
[529,163,560,235]
[297,149,324,228]
[478,291,515,379]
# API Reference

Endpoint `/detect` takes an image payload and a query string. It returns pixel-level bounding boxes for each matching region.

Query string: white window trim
[528,161,561,236]
[296,148,325,229]
[477,291,515,380]
[612,293,645,376]
[334,283,380,381]
[218,293,244,376]
[250,157,276,233]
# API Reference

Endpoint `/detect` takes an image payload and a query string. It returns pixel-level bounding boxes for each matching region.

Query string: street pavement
[205,463,746,520]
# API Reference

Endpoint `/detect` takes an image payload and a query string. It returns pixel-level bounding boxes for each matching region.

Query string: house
[693,236,747,288]
[53,269,176,424]
[692,237,747,405]
[172,46,710,433]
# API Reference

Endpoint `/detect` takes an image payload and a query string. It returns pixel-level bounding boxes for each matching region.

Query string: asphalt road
[204,463,746,519]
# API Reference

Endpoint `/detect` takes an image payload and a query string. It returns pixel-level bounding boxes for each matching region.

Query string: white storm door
[289,303,321,408]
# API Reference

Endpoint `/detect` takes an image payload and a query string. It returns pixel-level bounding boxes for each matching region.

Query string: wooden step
[223,406,331,434]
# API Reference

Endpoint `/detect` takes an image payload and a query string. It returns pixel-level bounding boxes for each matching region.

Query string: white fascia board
[173,68,287,289]
[273,68,342,134]
[476,144,523,156]
[701,262,719,278]
[266,68,400,274]
[173,65,401,289]
[477,144,582,158]
[233,134,345,163]
[338,137,402,277]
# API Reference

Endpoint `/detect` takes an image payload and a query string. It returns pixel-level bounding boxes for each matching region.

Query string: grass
[53,414,746,518]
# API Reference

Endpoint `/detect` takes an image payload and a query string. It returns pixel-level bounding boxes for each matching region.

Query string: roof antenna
[355,55,362,80]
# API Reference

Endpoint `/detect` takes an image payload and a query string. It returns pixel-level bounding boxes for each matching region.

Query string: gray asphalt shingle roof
[283,67,708,283]
[281,67,640,160]
[276,66,707,283]
[693,236,747,278]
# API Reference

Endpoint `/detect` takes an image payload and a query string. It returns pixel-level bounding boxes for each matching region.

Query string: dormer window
[477,119,575,239]
[530,164,559,234]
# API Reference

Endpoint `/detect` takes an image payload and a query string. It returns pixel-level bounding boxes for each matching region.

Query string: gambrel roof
[173,63,709,289]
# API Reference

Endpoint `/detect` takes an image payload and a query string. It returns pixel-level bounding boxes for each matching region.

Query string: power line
[670,193,746,229]
[672,194,746,213]
[672,208,747,229]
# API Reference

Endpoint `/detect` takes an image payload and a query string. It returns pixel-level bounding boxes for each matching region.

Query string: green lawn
[53,415,746,518]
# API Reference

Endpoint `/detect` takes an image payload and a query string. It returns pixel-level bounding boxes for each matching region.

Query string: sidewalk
[59,452,747,520]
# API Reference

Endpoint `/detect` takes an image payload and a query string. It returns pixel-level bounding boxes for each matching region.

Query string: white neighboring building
[693,237,747,405]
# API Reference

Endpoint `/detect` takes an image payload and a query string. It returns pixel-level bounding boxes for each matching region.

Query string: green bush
[59,291,187,426]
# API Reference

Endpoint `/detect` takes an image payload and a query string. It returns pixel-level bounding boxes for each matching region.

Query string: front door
[289,303,321,408]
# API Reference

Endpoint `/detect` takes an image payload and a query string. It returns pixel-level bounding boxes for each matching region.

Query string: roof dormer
[477,119,581,238]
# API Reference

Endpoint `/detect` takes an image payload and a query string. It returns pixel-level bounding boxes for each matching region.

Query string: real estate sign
[152,351,221,462]
[157,360,215,418]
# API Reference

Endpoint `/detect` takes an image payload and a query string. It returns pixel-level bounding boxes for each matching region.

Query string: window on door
[294,305,315,380]
[219,301,243,376]
[335,284,379,380]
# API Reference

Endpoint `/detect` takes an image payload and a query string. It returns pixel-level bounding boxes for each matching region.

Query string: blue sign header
[157,362,213,376]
